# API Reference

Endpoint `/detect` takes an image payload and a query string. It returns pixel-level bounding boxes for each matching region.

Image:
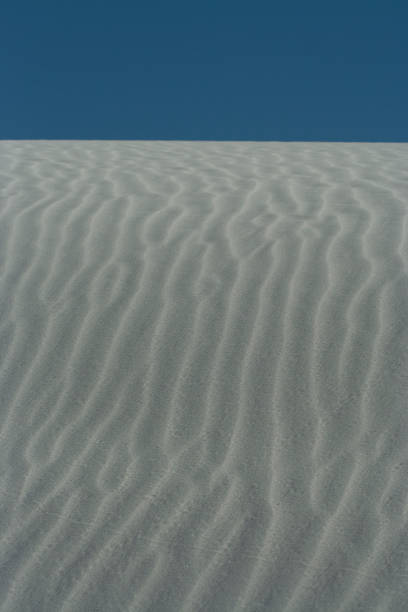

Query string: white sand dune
[0,141,408,611]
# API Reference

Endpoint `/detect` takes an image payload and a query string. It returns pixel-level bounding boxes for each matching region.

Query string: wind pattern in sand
[1,141,408,611]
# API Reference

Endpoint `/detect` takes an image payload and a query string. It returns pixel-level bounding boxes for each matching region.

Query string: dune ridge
[0,141,408,611]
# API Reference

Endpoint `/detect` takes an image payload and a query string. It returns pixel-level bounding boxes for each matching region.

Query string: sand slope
[0,141,408,611]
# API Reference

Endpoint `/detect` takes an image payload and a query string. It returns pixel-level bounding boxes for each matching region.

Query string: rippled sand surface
[1,141,408,611]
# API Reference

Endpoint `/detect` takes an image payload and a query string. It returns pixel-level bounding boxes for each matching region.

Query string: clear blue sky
[1,0,407,140]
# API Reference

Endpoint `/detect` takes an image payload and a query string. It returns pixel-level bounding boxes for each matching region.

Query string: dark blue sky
[2,0,407,140]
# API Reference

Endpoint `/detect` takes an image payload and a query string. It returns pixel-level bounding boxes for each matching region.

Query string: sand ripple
[0,141,408,611]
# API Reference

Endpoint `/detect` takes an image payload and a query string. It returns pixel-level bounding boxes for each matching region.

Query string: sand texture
[1,141,408,611]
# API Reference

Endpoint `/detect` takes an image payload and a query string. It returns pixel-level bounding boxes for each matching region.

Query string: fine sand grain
[0,141,408,611]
